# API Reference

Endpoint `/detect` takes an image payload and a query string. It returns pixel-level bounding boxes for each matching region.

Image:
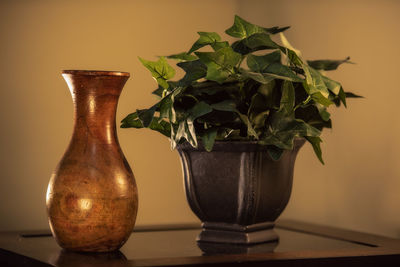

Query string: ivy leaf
[175,119,198,148]
[139,57,175,89]
[159,95,176,122]
[315,104,331,121]
[307,57,354,71]
[195,47,241,84]
[345,91,363,98]
[247,50,281,72]
[121,112,142,128]
[322,76,341,95]
[137,104,157,127]
[261,110,320,150]
[177,59,207,85]
[121,113,171,138]
[152,85,165,97]
[338,87,347,107]
[279,33,302,58]
[264,63,303,82]
[280,81,295,115]
[311,91,334,107]
[306,136,324,164]
[211,99,237,112]
[225,15,289,38]
[237,112,258,139]
[148,119,172,138]
[211,100,258,138]
[267,146,284,161]
[188,101,213,119]
[264,26,290,34]
[303,65,330,98]
[240,69,275,84]
[211,41,229,51]
[248,93,270,129]
[167,52,198,61]
[202,128,218,152]
[188,32,221,54]
[232,33,279,55]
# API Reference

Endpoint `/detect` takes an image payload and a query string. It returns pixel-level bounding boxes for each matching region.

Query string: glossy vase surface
[46,70,138,252]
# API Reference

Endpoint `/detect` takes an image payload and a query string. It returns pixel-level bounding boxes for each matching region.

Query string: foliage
[121,15,361,163]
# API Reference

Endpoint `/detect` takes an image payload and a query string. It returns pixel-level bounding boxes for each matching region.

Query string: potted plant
[121,15,361,245]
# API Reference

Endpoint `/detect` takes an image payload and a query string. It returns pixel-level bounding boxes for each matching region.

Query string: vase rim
[62,70,130,77]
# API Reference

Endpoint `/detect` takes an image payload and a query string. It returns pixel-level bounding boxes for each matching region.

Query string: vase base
[197,221,278,245]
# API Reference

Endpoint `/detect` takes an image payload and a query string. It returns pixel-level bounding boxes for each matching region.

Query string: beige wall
[1,0,399,238]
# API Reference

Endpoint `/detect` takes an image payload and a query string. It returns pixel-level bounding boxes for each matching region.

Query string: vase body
[177,139,304,245]
[46,70,138,252]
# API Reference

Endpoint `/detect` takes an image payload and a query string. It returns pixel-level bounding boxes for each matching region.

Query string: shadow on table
[54,249,128,267]
[198,240,279,255]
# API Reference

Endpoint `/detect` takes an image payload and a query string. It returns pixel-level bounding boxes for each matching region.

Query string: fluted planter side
[177,139,304,244]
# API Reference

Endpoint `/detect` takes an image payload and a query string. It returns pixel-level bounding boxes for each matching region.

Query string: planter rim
[62,70,130,77]
[177,138,305,152]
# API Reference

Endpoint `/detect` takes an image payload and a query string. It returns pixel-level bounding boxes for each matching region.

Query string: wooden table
[1,220,400,266]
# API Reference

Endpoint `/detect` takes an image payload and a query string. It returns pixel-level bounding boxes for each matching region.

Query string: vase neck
[62,72,129,145]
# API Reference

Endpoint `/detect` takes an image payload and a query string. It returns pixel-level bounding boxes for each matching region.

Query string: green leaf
[248,93,270,129]
[306,136,324,164]
[188,32,221,54]
[257,80,279,109]
[174,118,198,148]
[240,69,275,84]
[188,101,213,119]
[177,59,207,85]
[211,99,237,112]
[307,57,354,71]
[139,56,175,89]
[338,87,347,108]
[345,91,363,98]
[211,99,258,139]
[264,63,303,82]
[267,146,284,161]
[148,119,171,138]
[137,105,157,127]
[322,76,341,95]
[311,91,334,107]
[280,81,295,114]
[159,95,176,122]
[152,85,165,97]
[261,110,320,150]
[167,52,198,61]
[258,80,276,98]
[315,104,331,121]
[303,65,330,98]
[211,41,229,51]
[195,47,241,84]
[232,33,279,55]
[237,112,258,139]
[279,33,302,57]
[121,113,171,138]
[279,33,303,66]
[225,15,289,38]
[202,128,218,152]
[247,50,281,72]
[121,112,142,128]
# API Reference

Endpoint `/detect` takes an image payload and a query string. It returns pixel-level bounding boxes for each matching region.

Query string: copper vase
[46,70,138,252]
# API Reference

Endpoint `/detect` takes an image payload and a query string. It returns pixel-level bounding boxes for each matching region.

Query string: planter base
[197,221,278,245]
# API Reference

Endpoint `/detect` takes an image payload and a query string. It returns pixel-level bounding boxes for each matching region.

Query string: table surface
[1,220,400,266]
